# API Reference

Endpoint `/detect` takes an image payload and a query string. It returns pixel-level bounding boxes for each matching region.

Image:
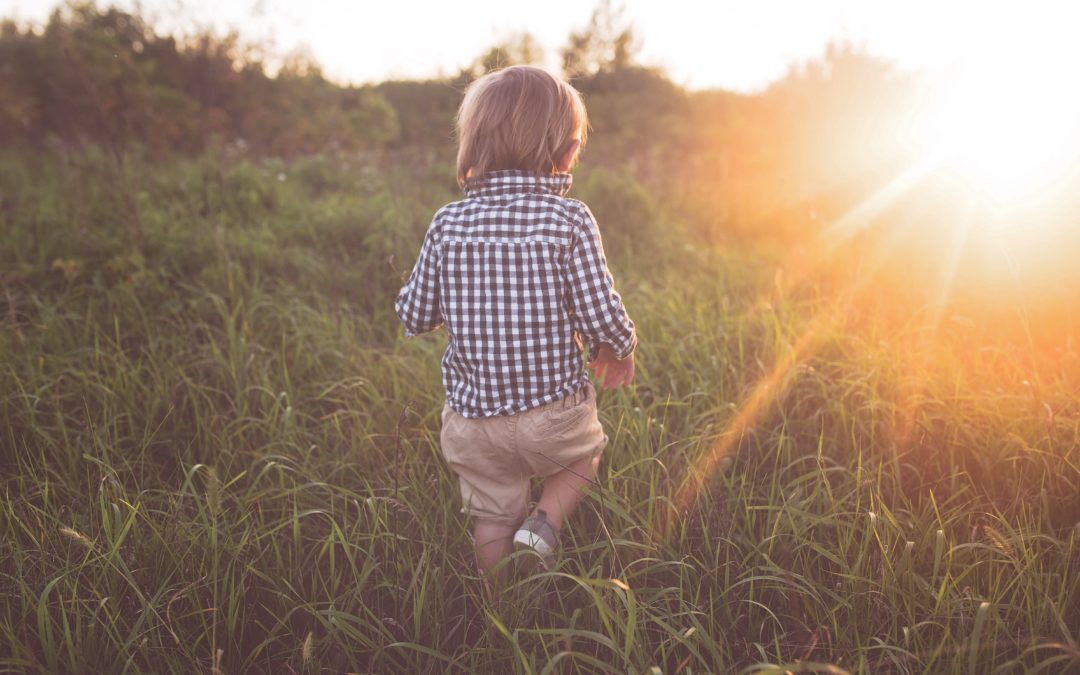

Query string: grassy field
[2,149,1079,674]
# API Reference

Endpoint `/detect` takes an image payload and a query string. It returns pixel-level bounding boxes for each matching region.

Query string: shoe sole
[513,529,555,569]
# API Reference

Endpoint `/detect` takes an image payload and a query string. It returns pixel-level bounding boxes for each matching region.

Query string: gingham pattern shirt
[395,170,637,418]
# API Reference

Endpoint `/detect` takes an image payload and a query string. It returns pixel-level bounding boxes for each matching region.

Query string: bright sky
[1,0,1075,91]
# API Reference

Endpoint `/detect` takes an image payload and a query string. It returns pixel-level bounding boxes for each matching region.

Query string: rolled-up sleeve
[565,205,637,361]
[394,222,443,336]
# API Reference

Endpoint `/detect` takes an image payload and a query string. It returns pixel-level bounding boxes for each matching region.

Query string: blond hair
[456,65,588,187]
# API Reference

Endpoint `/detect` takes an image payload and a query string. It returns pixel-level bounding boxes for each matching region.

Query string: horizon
[3,0,1075,92]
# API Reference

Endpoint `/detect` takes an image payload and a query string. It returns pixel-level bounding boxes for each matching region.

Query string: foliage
[3,2,1080,673]
[373,79,460,149]
[2,149,1079,674]
[561,0,640,80]
[0,3,398,156]
[464,32,546,80]
[0,3,937,242]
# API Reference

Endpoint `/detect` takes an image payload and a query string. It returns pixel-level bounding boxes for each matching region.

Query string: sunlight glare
[913,31,1080,204]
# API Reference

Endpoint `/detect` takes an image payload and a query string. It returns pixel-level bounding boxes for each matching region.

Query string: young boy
[394,65,636,580]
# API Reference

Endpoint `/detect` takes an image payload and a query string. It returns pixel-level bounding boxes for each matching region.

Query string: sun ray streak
[819,157,938,248]
[924,189,977,330]
[669,175,939,528]
[670,303,844,523]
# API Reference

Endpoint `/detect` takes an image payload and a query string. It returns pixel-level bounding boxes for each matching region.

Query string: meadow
[1,145,1078,675]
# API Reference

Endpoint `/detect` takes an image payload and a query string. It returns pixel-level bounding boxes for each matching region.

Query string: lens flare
[912,31,1080,204]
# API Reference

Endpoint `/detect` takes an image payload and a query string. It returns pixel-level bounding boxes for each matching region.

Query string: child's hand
[588,344,635,389]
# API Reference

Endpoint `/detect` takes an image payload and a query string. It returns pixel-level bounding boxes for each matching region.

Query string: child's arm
[566,205,637,374]
[394,223,443,336]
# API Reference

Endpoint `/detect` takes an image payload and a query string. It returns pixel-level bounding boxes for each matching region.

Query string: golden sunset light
[913,41,1080,205]
[4,1,1080,673]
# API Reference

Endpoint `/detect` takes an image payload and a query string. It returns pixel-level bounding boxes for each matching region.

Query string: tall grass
[1,149,1078,673]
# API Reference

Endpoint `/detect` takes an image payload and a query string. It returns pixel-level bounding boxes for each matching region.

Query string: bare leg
[535,455,600,531]
[472,519,517,586]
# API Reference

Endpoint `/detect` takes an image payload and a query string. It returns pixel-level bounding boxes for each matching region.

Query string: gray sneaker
[513,509,558,570]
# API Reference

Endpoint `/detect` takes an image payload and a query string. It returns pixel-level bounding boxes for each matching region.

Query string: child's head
[456,65,588,187]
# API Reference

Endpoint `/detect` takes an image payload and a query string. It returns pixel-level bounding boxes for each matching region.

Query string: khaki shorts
[440,380,608,526]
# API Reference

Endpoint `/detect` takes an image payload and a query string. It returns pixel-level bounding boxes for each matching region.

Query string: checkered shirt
[395,169,637,418]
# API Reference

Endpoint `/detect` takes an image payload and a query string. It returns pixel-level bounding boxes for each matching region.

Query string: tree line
[1,1,926,238]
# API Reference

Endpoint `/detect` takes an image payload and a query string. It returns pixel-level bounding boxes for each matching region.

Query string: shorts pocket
[538,394,593,437]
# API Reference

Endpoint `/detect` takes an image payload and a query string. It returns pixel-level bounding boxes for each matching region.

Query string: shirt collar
[464,170,573,198]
